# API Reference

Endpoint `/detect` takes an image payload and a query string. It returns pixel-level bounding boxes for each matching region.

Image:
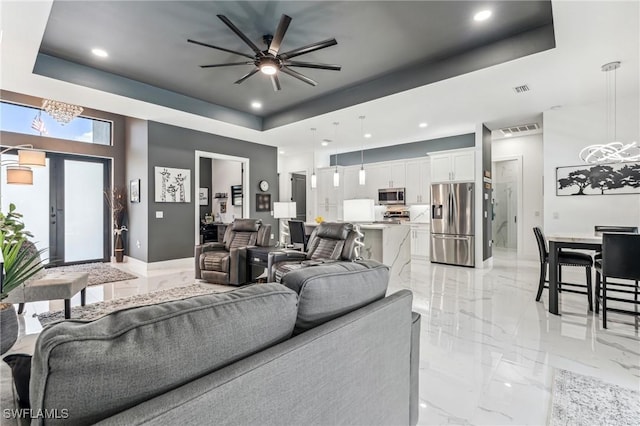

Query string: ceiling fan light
[260,64,278,75]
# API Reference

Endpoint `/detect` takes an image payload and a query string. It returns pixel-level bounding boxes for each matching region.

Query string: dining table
[547,234,602,315]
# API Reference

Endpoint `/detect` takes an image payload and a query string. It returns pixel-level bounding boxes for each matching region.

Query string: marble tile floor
[4,251,640,425]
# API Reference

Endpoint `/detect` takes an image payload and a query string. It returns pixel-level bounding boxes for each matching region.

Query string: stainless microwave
[378,188,405,205]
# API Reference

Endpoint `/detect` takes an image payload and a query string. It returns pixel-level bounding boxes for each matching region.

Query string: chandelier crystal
[42,99,84,125]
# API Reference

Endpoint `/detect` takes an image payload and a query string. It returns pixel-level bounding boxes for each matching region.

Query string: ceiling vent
[512,84,530,94]
[499,123,540,136]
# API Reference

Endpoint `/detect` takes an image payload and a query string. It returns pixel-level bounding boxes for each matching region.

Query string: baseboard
[122,256,194,273]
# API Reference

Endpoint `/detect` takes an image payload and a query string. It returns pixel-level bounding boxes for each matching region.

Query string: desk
[547,235,602,315]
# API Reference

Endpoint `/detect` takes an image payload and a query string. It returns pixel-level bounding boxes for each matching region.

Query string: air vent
[499,123,540,136]
[512,84,530,93]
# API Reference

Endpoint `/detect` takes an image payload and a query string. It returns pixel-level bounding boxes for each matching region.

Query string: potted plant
[0,204,45,355]
[104,186,128,262]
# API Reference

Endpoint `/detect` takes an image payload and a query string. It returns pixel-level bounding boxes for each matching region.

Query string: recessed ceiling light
[279,150,285,154]
[251,101,262,109]
[322,139,331,146]
[504,132,513,137]
[473,10,492,22]
[91,48,108,58]
[550,105,563,110]
[364,133,372,138]
[419,122,428,128]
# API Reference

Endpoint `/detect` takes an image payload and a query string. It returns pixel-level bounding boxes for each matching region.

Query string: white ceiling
[1,1,638,161]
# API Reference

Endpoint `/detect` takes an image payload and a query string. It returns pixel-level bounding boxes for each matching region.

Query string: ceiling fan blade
[268,14,292,56]
[187,39,254,60]
[270,75,282,91]
[200,61,254,68]
[217,15,264,56]
[284,61,341,71]
[234,68,260,84]
[279,38,338,60]
[281,67,318,86]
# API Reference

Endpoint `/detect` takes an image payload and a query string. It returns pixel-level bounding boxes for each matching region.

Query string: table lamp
[273,201,297,247]
[343,199,375,259]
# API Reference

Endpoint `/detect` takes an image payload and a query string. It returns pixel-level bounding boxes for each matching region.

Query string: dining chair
[288,219,309,252]
[593,225,638,260]
[533,227,594,311]
[594,233,640,328]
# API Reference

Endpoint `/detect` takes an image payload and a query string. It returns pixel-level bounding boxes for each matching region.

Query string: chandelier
[579,62,640,163]
[41,99,84,125]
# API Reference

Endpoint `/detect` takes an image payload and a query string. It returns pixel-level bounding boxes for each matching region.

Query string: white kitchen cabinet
[343,165,367,200]
[405,158,431,204]
[410,224,430,260]
[389,162,406,188]
[316,167,343,218]
[429,150,475,183]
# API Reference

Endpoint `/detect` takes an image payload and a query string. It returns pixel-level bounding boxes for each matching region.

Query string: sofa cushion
[279,259,389,334]
[201,251,227,271]
[30,283,298,426]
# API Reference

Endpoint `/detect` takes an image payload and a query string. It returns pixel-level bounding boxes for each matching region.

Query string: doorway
[291,173,306,221]
[492,158,522,251]
[1,152,110,265]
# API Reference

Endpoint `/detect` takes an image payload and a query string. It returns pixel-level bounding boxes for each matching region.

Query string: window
[0,101,112,145]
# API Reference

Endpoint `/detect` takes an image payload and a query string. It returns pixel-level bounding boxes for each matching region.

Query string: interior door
[291,173,306,221]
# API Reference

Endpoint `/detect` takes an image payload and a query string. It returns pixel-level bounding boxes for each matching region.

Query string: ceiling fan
[188,14,341,91]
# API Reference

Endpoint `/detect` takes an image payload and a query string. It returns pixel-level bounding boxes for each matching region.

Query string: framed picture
[199,188,208,206]
[130,179,140,203]
[256,193,271,212]
[154,166,191,202]
[556,162,640,196]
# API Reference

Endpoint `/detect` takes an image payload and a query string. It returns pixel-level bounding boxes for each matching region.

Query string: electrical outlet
[156,211,163,219]
[552,212,559,219]
[534,211,540,217]
[136,240,141,248]
[270,233,274,240]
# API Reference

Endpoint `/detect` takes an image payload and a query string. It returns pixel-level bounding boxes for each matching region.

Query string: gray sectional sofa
[28,260,420,425]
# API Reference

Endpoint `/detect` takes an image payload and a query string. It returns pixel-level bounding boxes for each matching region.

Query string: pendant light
[310,127,317,189]
[579,61,640,163]
[333,122,340,187]
[358,115,366,185]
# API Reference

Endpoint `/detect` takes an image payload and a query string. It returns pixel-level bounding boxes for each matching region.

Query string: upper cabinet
[430,150,475,183]
[405,158,430,204]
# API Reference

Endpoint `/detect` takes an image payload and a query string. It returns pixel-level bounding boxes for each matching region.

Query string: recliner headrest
[232,218,261,232]
[316,222,353,240]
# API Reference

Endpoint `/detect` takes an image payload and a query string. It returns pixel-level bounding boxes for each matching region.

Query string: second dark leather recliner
[267,222,359,282]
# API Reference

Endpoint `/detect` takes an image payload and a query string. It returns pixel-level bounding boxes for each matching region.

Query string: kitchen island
[305,222,411,279]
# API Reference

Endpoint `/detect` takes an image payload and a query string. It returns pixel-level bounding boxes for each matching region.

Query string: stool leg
[81,288,86,307]
[64,299,71,319]
[586,267,593,312]
[558,266,562,292]
[17,303,25,315]
[595,271,601,314]
[535,262,546,302]
[602,278,607,329]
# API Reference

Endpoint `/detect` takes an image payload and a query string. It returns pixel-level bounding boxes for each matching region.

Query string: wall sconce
[0,144,46,185]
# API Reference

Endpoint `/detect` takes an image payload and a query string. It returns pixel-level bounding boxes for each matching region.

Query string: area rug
[549,369,640,425]
[45,262,138,286]
[37,284,225,326]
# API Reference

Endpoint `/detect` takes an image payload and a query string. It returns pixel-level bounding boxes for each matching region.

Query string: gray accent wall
[199,157,212,220]
[330,133,474,166]
[147,121,278,262]
[125,118,149,262]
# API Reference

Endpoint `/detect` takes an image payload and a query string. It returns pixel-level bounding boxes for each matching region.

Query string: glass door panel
[63,159,105,262]
[1,154,51,263]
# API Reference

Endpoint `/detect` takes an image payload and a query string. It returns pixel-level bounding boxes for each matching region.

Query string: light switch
[484,211,488,218]
[552,212,559,219]
[156,211,164,219]
[534,211,540,217]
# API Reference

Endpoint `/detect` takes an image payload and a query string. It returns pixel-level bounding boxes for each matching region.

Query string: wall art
[256,193,271,212]
[154,166,191,202]
[556,162,640,196]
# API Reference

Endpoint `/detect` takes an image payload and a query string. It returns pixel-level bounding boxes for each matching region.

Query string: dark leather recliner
[267,222,359,282]
[195,219,271,285]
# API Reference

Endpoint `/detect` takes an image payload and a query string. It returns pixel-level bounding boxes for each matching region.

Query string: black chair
[593,226,638,260]
[533,227,594,311]
[595,233,640,328]
[289,220,309,252]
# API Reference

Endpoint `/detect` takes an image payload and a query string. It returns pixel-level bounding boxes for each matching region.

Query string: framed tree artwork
[154,166,191,202]
[556,162,640,196]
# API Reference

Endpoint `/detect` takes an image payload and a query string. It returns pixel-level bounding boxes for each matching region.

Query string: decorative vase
[114,233,124,263]
[0,303,19,355]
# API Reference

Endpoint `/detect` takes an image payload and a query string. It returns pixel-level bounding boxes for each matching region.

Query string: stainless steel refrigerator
[430,183,475,267]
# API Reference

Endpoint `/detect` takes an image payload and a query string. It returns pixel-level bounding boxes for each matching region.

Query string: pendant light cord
[359,116,365,168]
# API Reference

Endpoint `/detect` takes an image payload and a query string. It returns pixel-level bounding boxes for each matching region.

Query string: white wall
[212,159,242,222]
[493,133,543,258]
[543,97,640,234]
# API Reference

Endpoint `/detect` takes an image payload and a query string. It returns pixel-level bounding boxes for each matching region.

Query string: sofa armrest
[202,242,225,252]
[267,250,307,281]
[228,247,248,285]
[410,311,421,426]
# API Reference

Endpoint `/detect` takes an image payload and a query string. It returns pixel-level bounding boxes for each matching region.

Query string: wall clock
[259,180,269,192]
